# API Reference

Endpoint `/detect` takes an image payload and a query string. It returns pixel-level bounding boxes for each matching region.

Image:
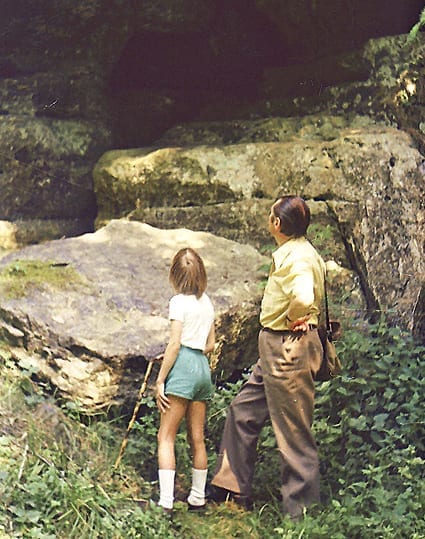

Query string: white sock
[187,468,208,506]
[158,469,175,509]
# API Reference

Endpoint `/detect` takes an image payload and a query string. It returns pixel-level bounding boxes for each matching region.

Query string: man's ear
[274,216,281,231]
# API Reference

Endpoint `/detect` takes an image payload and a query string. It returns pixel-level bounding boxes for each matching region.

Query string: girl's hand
[156,382,170,413]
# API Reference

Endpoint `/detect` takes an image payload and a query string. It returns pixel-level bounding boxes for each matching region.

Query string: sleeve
[169,295,185,322]
[288,259,315,306]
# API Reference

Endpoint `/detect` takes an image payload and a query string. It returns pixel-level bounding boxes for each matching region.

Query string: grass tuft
[0,259,84,299]
[1,317,424,538]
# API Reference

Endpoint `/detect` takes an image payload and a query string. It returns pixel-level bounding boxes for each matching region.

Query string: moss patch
[0,259,84,299]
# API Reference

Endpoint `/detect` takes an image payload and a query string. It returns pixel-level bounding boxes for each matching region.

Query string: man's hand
[288,314,311,332]
[155,381,170,413]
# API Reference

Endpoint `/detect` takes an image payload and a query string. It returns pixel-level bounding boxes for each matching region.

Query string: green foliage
[1,319,424,537]
[408,7,425,43]
[312,320,425,537]
[120,395,160,481]
[307,223,336,260]
[0,260,84,299]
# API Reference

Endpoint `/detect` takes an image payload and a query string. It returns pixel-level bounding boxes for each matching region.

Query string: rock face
[93,119,425,338]
[0,1,132,236]
[255,0,422,63]
[94,119,399,218]
[0,2,424,416]
[0,221,267,410]
[1,0,423,238]
[0,117,110,221]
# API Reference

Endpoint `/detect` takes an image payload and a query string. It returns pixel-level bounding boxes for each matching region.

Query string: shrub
[1,319,424,538]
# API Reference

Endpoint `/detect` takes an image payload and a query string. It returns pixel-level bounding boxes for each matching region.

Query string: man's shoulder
[275,237,324,267]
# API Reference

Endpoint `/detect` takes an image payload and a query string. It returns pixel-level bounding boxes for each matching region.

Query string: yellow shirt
[260,237,326,330]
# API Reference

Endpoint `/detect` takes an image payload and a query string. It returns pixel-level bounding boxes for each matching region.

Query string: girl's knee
[189,437,205,454]
[158,429,177,446]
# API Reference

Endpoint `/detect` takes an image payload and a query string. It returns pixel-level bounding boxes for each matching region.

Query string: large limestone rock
[1,0,423,240]
[94,123,402,219]
[93,123,424,339]
[254,0,421,64]
[0,221,267,411]
[156,113,382,147]
[0,0,132,233]
[0,116,110,222]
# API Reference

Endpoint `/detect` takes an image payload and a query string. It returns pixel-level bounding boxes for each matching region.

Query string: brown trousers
[211,327,323,517]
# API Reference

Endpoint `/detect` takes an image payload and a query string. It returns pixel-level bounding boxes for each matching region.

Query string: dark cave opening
[107,0,425,149]
[108,1,289,148]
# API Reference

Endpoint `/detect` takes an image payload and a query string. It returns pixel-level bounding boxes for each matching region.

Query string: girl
[156,247,215,512]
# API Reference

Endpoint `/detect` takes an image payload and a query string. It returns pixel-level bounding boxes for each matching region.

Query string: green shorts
[165,345,213,401]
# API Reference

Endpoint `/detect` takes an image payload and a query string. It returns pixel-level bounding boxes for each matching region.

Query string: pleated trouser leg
[211,358,269,497]
[212,328,322,518]
[259,328,322,517]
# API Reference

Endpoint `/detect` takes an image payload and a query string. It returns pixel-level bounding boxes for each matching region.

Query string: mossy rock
[0,260,85,299]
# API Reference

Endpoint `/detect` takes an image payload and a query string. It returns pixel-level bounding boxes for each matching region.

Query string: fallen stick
[114,358,158,469]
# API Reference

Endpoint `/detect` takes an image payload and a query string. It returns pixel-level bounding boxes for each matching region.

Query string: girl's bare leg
[186,401,208,507]
[158,395,188,469]
[157,395,188,509]
[186,401,207,469]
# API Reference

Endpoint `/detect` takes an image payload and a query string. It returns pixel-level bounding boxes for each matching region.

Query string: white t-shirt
[169,293,214,351]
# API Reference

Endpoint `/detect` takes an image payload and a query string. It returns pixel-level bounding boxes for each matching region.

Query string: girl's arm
[203,323,215,354]
[156,319,182,413]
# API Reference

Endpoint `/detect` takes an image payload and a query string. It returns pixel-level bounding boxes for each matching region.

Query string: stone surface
[254,0,422,63]
[192,34,425,139]
[0,116,110,222]
[0,221,267,410]
[156,114,383,147]
[93,124,424,339]
[94,125,397,219]
[1,1,423,230]
[0,219,95,249]
[318,34,425,131]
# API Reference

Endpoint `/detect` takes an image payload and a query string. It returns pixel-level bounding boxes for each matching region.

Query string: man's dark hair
[272,195,311,237]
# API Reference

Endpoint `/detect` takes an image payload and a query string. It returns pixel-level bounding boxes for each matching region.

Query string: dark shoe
[187,501,207,512]
[207,485,253,510]
[207,484,231,503]
[232,493,253,511]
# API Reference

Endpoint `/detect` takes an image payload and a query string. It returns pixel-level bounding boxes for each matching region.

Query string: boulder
[94,124,418,216]
[93,123,424,339]
[0,116,110,225]
[156,114,383,147]
[0,221,267,411]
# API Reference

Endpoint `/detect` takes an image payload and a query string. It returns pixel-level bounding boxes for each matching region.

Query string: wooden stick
[114,359,156,469]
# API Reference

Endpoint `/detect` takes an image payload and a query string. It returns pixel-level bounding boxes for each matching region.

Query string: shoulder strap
[324,276,330,331]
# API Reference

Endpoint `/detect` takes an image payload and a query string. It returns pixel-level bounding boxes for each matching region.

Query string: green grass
[0,260,85,299]
[0,318,424,538]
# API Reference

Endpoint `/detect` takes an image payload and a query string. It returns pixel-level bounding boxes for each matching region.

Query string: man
[210,195,326,519]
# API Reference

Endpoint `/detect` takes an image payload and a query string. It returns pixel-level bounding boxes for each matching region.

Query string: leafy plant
[1,318,424,538]
[408,7,425,43]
